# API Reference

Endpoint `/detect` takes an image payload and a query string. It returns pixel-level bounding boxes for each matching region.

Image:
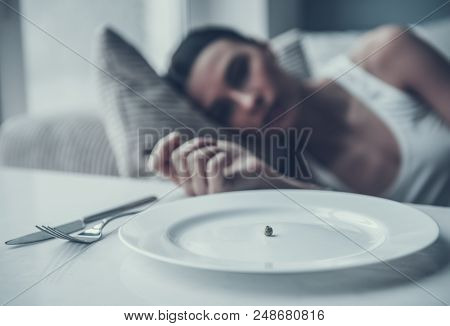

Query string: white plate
[119,190,439,274]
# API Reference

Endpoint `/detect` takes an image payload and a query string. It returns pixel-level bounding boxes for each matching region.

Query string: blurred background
[0,0,449,184]
[1,0,449,121]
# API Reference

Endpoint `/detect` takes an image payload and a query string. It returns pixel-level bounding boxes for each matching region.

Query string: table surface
[1,167,449,306]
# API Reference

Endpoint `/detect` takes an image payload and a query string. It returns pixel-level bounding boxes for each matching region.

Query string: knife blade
[5,195,157,245]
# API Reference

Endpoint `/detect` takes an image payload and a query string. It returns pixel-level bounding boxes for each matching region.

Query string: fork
[36,206,148,244]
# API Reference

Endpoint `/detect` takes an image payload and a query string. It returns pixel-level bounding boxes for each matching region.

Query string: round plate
[119,190,439,274]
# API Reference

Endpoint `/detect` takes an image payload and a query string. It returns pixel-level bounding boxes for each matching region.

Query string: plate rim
[119,189,440,274]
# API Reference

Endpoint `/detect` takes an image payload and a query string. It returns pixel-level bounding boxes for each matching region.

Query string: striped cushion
[96,27,218,177]
[270,28,310,79]
[0,113,118,175]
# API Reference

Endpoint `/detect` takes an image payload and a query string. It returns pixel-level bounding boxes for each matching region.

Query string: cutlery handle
[83,196,157,224]
[102,209,143,228]
[80,210,142,236]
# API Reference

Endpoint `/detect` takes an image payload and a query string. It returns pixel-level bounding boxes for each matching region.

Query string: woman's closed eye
[225,54,249,89]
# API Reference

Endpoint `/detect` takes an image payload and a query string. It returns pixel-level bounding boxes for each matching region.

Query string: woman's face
[186,39,298,129]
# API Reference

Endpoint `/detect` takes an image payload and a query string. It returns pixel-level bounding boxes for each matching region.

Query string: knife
[5,195,158,245]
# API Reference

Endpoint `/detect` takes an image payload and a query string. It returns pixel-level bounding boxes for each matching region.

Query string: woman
[148,25,450,206]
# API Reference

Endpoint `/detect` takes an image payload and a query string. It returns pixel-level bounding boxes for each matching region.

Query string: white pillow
[301,30,362,76]
[413,17,450,59]
[300,17,450,77]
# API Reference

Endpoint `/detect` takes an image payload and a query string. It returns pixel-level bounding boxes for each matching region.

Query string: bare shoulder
[348,24,413,88]
[349,24,411,66]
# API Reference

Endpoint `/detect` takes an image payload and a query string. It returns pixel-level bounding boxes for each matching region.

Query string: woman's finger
[206,151,231,194]
[170,137,216,182]
[222,156,267,191]
[186,146,223,195]
[147,131,183,179]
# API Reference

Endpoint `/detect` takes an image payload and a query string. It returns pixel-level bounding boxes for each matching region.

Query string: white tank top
[311,55,450,206]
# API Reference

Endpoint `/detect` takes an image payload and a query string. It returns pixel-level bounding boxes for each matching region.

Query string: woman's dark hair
[166,26,261,92]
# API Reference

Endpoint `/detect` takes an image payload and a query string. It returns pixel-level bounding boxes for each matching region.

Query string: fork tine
[35,225,65,240]
[42,225,70,240]
[42,225,73,241]
[47,226,92,244]
[46,226,77,241]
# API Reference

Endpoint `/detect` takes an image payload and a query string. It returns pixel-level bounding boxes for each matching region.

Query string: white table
[1,168,449,306]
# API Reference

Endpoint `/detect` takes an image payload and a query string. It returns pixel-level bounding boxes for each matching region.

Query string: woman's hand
[148,132,318,196]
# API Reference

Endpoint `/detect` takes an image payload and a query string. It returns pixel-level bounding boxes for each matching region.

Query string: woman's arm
[148,132,320,196]
[350,25,450,125]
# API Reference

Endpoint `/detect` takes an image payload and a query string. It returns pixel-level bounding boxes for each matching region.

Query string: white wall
[188,0,269,39]
[21,0,147,115]
[145,0,270,74]
[144,0,188,74]
[0,0,27,121]
[15,0,270,115]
